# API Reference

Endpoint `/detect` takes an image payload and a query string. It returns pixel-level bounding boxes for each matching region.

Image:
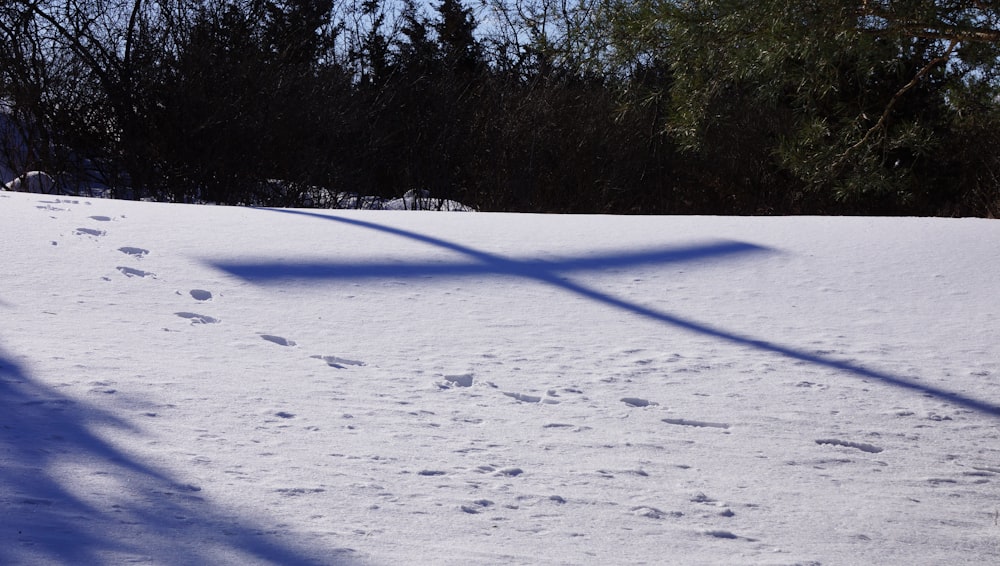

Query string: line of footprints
[67,202,885,458]
[64,205,365,372]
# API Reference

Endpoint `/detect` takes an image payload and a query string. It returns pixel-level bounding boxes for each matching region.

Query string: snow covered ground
[1,190,999,565]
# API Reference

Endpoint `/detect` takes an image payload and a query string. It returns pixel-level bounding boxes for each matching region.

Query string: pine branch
[834,38,958,170]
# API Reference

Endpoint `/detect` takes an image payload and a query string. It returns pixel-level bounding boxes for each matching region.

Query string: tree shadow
[0,345,358,565]
[212,208,1000,418]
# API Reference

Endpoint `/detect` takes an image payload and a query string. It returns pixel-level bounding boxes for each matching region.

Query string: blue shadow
[211,209,1000,419]
[214,241,766,281]
[0,345,358,565]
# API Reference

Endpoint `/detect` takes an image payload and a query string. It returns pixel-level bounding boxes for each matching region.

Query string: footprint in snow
[435,373,473,388]
[276,487,324,497]
[261,334,296,347]
[75,227,105,237]
[815,438,883,454]
[494,467,524,477]
[189,289,213,301]
[631,506,681,520]
[662,418,730,429]
[88,380,117,394]
[89,215,112,221]
[117,266,155,278]
[118,246,149,258]
[310,355,364,368]
[175,312,220,324]
[504,391,541,403]
[460,499,494,514]
[622,397,658,407]
[704,530,750,540]
[503,391,560,404]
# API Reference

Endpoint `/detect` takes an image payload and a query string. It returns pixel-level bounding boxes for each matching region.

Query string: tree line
[2,0,999,215]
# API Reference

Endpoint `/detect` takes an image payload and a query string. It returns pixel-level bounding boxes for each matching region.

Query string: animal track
[175,312,220,324]
[815,438,883,454]
[260,335,296,346]
[117,266,155,278]
[310,355,364,368]
[75,227,105,237]
[118,247,149,258]
[89,215,112,222]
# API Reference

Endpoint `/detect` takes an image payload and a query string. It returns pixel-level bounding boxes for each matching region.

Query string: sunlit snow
[1,190,999,565]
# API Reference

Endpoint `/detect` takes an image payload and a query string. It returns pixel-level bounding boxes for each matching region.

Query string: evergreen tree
[434,0,482,75]
[606,0,1000,212]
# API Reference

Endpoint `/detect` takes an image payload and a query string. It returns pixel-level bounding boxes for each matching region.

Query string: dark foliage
[1,0,997,215]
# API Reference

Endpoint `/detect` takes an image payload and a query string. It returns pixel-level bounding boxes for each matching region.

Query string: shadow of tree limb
[0,346,359,565]
[212,208,1000,418]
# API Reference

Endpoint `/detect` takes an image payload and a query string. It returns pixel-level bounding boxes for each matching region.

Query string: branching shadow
[212,209,1000,418]
[0,345,358,565]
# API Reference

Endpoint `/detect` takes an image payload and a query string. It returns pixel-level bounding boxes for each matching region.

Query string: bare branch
[834,38,959,169]
[857,4,1000,44]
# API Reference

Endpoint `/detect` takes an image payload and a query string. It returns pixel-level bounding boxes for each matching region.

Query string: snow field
[1,191,999,564]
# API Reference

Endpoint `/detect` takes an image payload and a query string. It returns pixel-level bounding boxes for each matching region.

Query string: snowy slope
[1,190,999,565]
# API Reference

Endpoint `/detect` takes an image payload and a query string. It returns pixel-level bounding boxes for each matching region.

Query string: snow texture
[1,191,999,565]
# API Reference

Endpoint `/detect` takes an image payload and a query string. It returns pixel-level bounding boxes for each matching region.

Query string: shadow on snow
[211,209,1000,420]
[0,346,358,565]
